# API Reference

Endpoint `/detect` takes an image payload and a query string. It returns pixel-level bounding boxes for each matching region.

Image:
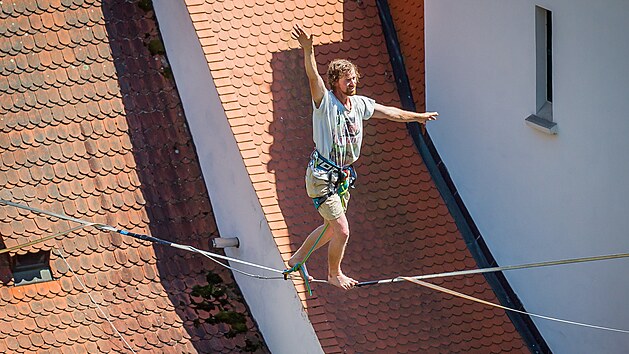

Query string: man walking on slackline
[286,24,439,290]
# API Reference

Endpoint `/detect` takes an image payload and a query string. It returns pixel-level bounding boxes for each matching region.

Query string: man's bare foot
[287,258,314,282]
[328,272,358,290]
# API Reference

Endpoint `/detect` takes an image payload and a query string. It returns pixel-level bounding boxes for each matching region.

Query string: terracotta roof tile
[0,0,269,352]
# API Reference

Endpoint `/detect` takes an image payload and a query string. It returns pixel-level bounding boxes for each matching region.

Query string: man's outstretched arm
[292,24,326,107]
[372,103,439,124]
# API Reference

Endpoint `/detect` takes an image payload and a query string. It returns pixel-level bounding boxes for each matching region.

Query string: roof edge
[375,0,551,352]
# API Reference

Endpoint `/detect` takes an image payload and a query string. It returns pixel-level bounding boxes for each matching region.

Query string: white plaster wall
[153,1,323,353]
[425,0,629,352]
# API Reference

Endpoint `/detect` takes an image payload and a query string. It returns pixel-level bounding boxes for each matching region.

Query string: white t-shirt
[312,90,375,167]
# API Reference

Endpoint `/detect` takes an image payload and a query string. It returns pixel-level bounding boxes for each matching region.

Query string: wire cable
[96,226,288,276]
[357,252,629,287]
[0,223,96,255]
[3,198,629,334]
[54,248,138,353]
[198,252,286,280]
[402,277,629,334]
[0,199,289,279]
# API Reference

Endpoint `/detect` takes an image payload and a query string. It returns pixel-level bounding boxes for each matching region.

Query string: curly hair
[326,59,360,89]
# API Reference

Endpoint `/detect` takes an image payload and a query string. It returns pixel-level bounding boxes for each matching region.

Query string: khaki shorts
[305,166,349,221]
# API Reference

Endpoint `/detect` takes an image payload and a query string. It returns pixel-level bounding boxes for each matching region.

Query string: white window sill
[526,101,556,134]
[525,114,557,134]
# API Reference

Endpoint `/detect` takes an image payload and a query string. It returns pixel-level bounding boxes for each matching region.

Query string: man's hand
[291,24,313,50]
[292,23,326,106]
[419,112,439,123]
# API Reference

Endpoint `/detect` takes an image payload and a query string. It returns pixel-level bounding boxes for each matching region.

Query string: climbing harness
[3,199,629,334]
[309,150,356,210]
[282,150,357,295]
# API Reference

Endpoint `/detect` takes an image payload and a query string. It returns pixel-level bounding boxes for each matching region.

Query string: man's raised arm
[292,24,326,107]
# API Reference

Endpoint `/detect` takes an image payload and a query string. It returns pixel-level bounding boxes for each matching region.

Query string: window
[12,251,53,286]
[526,6,557,134]
[537,6,552,111]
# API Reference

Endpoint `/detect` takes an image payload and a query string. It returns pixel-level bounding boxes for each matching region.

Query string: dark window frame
[12,251,53,286]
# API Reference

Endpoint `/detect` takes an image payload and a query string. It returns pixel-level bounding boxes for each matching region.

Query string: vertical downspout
[375,0,551,352]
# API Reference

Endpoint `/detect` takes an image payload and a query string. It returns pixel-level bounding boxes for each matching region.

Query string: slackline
[1,198,628,334]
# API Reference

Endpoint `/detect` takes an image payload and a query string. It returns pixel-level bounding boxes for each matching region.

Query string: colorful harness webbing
[309,150,356,210]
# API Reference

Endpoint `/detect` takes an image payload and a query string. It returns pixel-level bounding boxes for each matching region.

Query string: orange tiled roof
[182,0,528,352]
[0,0,267,353]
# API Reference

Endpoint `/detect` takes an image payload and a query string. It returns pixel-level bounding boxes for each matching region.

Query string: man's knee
[328,216,350,239]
